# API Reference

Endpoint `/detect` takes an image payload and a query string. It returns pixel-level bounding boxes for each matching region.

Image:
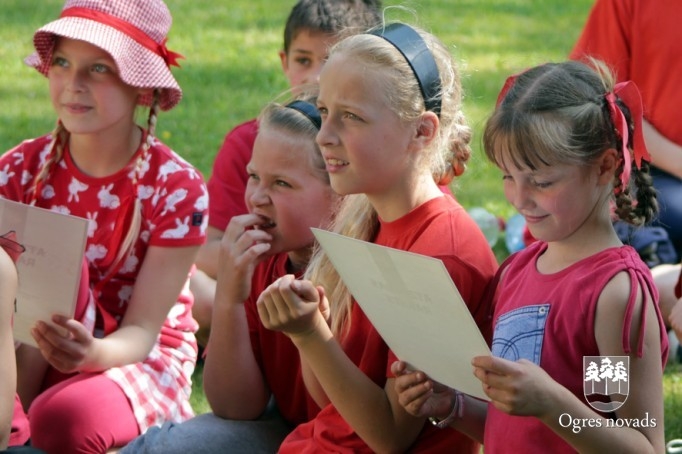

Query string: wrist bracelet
[429,391,464,429]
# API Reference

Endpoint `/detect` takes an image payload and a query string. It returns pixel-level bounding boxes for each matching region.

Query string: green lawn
[3,0,680,442]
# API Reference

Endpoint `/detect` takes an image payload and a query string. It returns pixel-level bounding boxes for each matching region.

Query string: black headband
[286,100,322,130]
[368,23,442,116]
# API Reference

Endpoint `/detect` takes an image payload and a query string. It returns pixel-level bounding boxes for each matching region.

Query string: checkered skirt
[80,296,197,432]
[105,333,196,431]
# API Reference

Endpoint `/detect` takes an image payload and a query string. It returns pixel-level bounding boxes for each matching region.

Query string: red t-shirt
[484,242,668,453]
[280,196,498,453]
[0,133,207,338]
[245,253,319,425]
[570,0,682,145]
[206,119,259,231]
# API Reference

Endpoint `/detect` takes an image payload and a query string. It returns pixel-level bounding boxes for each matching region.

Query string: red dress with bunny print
[0,132,208,431]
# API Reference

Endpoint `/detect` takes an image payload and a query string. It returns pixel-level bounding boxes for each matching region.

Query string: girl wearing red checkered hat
[2,0,207,452]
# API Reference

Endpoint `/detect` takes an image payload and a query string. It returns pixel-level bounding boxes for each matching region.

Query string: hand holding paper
[31,314,96,373]
[392,360,460,419]
[0,198,89,348]
[311,228,491,401]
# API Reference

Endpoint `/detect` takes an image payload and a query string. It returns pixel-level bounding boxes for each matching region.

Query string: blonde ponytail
[111,90,160,268]
[30,121,68,204]
[304,194,378,337]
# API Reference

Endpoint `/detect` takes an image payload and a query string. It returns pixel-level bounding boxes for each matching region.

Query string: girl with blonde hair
[256,22,498,453]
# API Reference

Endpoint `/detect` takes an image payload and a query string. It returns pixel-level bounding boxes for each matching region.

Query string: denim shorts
[491,303,550,365]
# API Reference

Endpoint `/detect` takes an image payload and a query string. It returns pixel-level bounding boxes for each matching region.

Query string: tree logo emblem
[583,356,629,412]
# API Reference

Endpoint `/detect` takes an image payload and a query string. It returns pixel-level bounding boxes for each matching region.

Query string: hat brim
[25,17,182,111]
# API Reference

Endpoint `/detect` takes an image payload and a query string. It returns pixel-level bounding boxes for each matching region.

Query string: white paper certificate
[312,228,491,401]
[0,198,89,347]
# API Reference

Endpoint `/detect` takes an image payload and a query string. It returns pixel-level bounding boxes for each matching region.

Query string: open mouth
[254,215,276,230]
[326,158,349,166]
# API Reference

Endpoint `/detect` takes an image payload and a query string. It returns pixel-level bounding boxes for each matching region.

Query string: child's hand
[391,360,456,419]
[218,213,273,304]
[256,274,327,339]
[31,314,95,374]
[316,285,331,325]
[472,355,557,418]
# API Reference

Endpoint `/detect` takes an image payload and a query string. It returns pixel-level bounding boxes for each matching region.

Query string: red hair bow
[496,73,519,107]
[157,38,184,68]
[605,81,651,189]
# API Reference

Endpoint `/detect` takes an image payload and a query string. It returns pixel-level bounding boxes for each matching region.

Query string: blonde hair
[304,23,469,337]
[116,90,161,267]
[258,92,328,185]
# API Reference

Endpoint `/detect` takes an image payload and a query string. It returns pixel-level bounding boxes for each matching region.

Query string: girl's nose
[66,69,88,92]
[511,184,534,211]
[316,117,337,149]
[248,185,271,207]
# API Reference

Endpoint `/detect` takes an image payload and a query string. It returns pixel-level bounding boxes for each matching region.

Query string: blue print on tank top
[492,303,550,365]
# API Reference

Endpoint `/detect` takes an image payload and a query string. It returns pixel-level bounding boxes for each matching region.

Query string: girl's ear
[597,148,620,185]
[410,111,439,151]
[278,49,289,72]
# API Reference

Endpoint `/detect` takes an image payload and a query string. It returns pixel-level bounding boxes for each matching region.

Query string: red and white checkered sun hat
[25,0,183,111]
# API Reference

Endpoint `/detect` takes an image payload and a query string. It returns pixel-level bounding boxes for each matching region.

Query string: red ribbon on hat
[59,7,184,68]
[605,81,651,190]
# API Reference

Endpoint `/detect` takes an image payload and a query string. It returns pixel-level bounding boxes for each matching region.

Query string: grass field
[2,0,681,443]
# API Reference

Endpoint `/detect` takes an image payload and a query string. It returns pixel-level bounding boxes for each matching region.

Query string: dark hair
[484,59,657,225]
[283,0,383,53]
